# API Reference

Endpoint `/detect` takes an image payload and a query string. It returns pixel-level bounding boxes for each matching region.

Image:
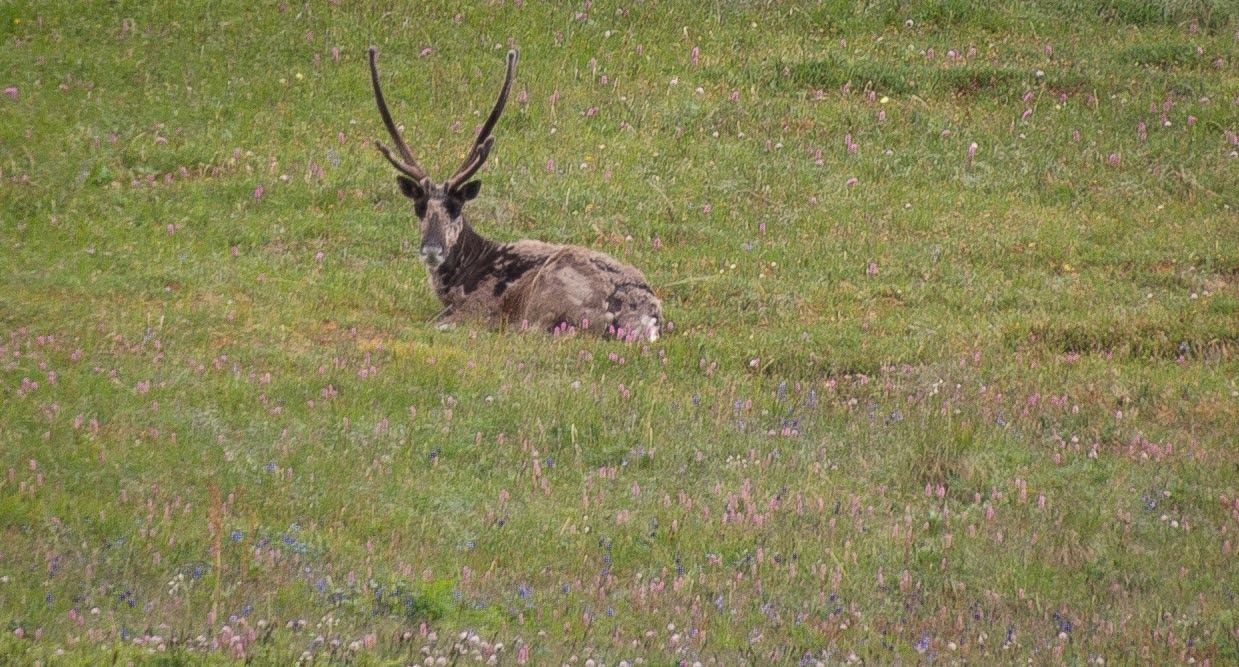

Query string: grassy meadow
[3,0,1239,664]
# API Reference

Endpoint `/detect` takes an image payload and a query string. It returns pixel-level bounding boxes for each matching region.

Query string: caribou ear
[397,175,426,200]
[457,180,482,201]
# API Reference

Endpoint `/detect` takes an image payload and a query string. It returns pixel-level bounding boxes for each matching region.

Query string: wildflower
[3,86,16,99]
[254,183,264,200]
[691,46,699,68]
[916,633,930,652]
[967,142,977,160]
[419,47,432,57]
[845,177,858,187]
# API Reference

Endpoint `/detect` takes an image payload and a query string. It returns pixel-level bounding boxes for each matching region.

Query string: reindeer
[368,47,663,342]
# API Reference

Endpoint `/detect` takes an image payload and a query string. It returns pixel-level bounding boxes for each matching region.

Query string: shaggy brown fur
[369,47,662,341]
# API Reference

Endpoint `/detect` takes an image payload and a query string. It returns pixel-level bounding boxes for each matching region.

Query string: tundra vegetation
[1,1,1237,665]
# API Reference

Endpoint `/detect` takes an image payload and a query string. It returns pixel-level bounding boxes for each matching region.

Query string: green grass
[2,1,1238,664]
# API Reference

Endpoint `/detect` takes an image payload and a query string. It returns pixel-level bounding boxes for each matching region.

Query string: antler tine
[446,49,518,192]
[368,46,429,182]
[374,141,427,182]
[446,136,495,192]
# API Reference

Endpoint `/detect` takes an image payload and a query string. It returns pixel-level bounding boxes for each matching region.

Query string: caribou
[368,47,663,342]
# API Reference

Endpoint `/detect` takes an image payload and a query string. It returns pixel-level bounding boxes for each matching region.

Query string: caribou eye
[443,196,464,219]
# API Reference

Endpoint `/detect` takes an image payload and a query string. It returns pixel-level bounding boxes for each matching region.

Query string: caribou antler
[445,49,519,193]
[368,46,429,183]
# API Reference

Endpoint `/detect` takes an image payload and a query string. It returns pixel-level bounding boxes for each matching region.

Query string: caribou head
[369,47,516,269]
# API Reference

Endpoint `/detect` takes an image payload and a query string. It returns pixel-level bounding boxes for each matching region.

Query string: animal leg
[605,283,663,342]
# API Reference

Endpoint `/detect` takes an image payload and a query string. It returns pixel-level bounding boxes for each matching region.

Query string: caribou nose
[420,244,445,266]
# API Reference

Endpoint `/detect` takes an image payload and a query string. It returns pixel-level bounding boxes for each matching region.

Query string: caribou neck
[429,220,503,299]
